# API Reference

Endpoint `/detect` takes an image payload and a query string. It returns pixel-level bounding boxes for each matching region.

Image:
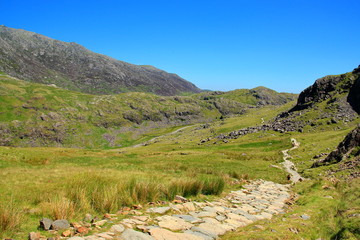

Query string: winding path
[281,138,303,183]
[63,136,304,239]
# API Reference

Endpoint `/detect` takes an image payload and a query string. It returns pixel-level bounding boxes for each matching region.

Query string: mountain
[0,25,201,96]
[217,66,360,139]
[0,73,296,148]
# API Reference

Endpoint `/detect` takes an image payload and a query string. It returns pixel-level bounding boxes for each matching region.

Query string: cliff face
[0,26,201,96]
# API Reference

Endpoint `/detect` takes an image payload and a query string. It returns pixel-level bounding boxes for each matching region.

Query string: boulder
[51,219,70,230]
[39,218,53,230]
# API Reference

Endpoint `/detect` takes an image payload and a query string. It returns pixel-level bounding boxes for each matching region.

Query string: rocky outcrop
[291,66,360,112]
[312,125,360,167]
[348,66,360,114]
[0,26,201,96]
[216,67,360,140]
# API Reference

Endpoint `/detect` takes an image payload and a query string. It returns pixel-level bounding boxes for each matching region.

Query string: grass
[0,105,293,238]
[0,201,23,235]
[0,73,359,239]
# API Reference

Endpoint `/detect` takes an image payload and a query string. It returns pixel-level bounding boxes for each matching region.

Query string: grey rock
[120,229,154,240]
[51,219,70,230]
[184,230,215,240]
[39,218,53,230]
[173,215,203,224]
[191,226,218,239]
[300,214,311,220]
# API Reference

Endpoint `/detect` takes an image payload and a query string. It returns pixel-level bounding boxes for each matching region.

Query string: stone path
[67,180,290,240]
[281,138,303,183]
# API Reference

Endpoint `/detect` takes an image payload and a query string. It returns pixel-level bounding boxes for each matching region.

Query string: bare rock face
[291,68,360,113]
[0,26,201,96]
[312,125,360,167]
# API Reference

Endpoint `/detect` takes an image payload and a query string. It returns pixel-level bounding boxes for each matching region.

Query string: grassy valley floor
[0,105,359,239]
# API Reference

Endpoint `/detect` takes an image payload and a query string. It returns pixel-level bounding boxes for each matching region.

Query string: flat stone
[183,202,196,212]
[146,207,171,214]
[194,211,217,218]
[110,224,125,233]
[197,222,227,236]
[68,237,86,240]
[225,219,246,228]
[190,226,218,239]
[202,206,217,213]
[120,229,155,240]
[97,233,113,239]
[215,215,226,221]
[157,215,193,231]
[173,215,203,224]
[149,228,203,240]
[184,230,215,240]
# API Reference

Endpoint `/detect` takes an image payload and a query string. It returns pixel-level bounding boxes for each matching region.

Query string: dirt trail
[281,138,303,183]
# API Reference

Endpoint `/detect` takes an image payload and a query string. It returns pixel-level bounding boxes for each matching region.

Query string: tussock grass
[40,197,75,220]
[0,202,23,235]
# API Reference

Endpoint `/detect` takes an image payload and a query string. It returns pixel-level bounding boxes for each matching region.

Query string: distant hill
[0,26,201,96]
[0,73,296,148]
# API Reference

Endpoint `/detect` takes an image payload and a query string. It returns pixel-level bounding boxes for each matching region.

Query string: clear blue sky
[1,0,359,93]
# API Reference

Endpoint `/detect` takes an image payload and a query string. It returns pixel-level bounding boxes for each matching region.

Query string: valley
[0,27,359,240]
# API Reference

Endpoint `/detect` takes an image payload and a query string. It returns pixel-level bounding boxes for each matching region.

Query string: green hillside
[0,73,296,148]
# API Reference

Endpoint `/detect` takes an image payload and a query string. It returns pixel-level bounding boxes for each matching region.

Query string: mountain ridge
[0,26,201,96]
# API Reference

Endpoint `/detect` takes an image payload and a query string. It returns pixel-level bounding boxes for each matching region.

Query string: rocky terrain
[312,124,360,167]
[0,26,201,96]
[216,66,360,140]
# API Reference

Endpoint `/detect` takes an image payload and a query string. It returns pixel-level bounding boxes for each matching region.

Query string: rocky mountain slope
[0,73,296,148]
[217,66,360,140]
[312,124,360,167]
[0,26,200,96]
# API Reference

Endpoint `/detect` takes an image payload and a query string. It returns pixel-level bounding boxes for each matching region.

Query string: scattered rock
[300,214,311,220]
[39,218,53,230]
[51,220,70,231]
[76,226,89,234]
[28,232,46,240]
[61,229,72,237]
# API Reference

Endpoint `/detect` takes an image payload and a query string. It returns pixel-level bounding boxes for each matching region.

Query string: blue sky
[1,0,359,93]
